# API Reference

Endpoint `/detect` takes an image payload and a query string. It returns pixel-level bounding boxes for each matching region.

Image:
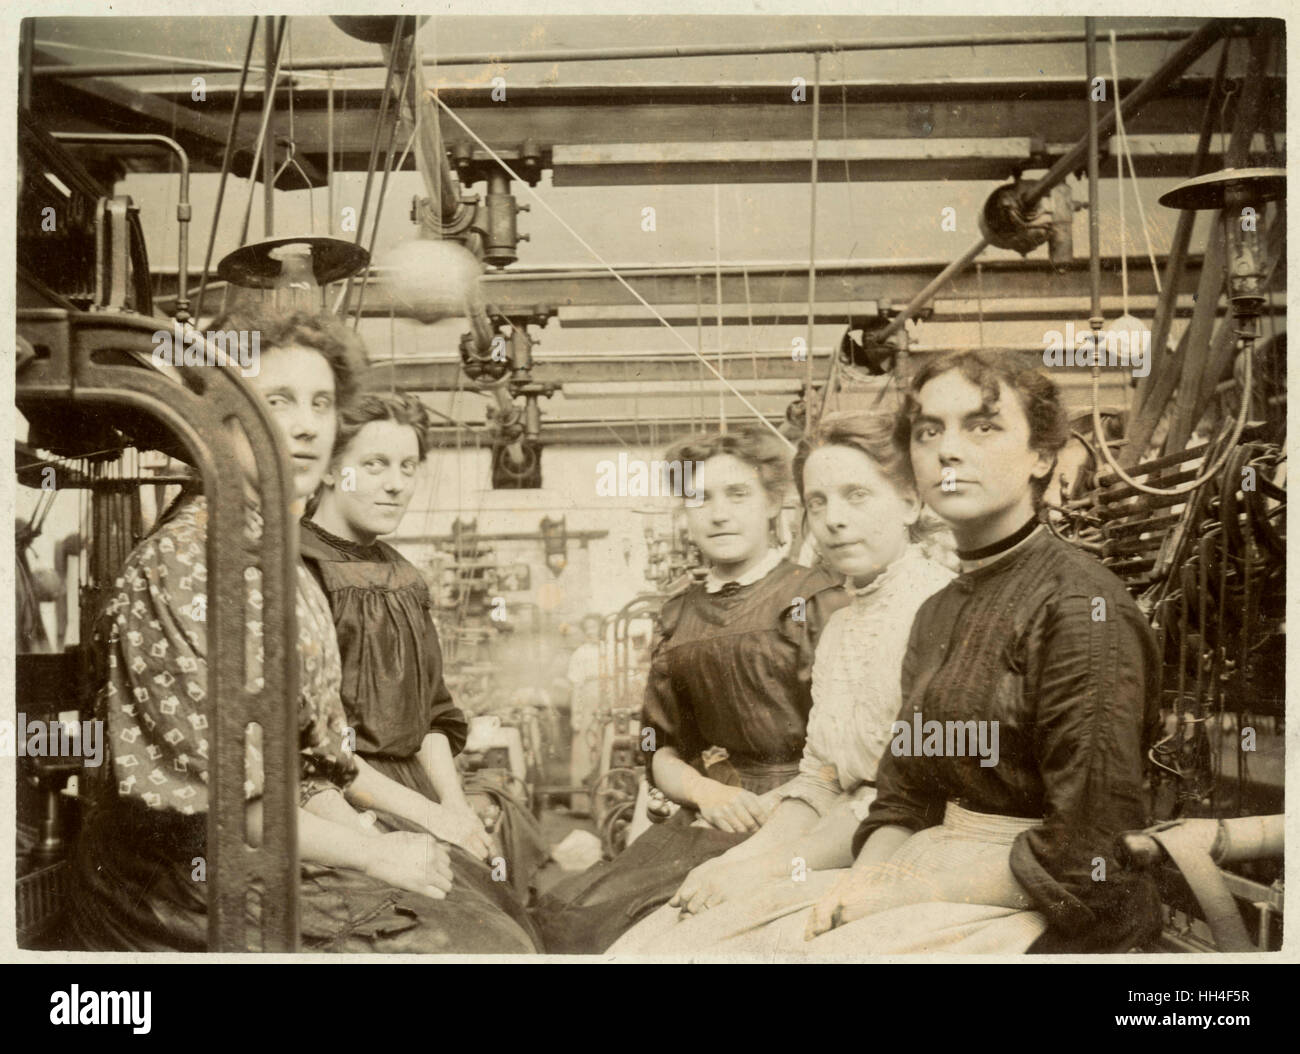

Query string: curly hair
[208,308,366,409]
[332,390,433,463]
[893,350,1069,503]
[662,426,792,506]
[794,410,947,546]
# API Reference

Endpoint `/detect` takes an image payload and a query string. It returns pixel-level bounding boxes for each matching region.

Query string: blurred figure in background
[566,613,605,815]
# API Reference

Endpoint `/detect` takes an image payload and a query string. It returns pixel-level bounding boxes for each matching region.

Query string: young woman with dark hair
[530,426,849,953]
[301,389,548,900]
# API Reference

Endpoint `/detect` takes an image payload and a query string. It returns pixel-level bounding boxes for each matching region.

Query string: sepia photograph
[5,2,1291,982]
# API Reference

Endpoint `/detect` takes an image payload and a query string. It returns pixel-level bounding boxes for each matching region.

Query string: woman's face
[683,454,778,572]
[243,344,339,501]
[321,419,422,539]
[803,444,916,582]
[907,370,1053,545]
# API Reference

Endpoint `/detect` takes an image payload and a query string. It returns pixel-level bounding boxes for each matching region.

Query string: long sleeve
[1008,590,1162,947]
[105,497,357,814]
[850,602,948,855]
[425,616,469,755]
[641,594,705,773]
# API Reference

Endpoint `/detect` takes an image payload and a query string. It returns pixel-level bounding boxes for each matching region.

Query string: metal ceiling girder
[45,76,1278,176]
[361,347,1145,392]
[548,134,1283,186]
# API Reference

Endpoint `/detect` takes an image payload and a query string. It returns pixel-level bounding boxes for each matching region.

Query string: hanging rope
[713,183,726,432]
[1110,32,1163,296]
[430,94,794,450]
[1088,33,1252,498]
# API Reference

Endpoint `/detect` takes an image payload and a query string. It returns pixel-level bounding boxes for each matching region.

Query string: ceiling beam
[32,49,326,187]
[41,77,1280,175]
[364,346,1143,392]
[549,134,1282,186]
[152,253,1217,321]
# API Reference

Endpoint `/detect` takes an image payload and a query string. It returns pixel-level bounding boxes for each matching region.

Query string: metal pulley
[977,178,1073,258]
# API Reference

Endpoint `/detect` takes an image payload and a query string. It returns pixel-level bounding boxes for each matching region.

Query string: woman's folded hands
[364,831,456,900]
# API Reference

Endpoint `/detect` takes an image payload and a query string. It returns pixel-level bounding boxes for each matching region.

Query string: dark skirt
[364,751,549,902]
[68,795,540,954]
[529,760,799,954]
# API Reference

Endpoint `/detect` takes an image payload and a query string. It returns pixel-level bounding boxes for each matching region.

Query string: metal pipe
[326,71,335,234]
[53,132,192,321]
[805,53,820,408]
[195,16,259,322]
[876,17,1231,342]
[32,27,1235,79]
[263,17,279,239]
[20,20,34,110]
[1086,18,1102,329]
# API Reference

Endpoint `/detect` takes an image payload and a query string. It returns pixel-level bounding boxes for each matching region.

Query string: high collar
[704,547,784,594]
[302,516,386,560]
[957,523,1050,578]
[844,544,927,600]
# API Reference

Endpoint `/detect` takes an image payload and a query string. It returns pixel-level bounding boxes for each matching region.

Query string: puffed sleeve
[778,568,848,696]
[641,592,705,781]
[850,599,948,855]
[1007,589,1163,948]
[425,615,469,755]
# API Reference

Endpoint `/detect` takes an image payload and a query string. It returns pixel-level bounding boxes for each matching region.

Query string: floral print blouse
[102,494,357,813]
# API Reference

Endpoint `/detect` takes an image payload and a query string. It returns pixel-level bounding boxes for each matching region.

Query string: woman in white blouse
[609,411,953,954]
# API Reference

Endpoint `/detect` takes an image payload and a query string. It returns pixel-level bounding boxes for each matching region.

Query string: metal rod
[194,16,259,322]
[1087,18,1102,328]
[805,53,820,412]
[336,20,406,315]
[875,18,1231,343]
[234,23,289,253]
[263,17,281,239]
[326,71,335,235]
[1130,37,1229,439]
[53,132,192,321]
[20,20,34,110]
[32,28,1233,80]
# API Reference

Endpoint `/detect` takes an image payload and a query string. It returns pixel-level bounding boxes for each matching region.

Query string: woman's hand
[670,853,772,916]
[694,782,774,834]
[804,866,877,940]
[424,803,494,862]
[364,831,455,900]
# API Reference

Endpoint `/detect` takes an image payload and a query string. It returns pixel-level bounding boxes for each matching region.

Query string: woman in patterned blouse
[70,310,537,953]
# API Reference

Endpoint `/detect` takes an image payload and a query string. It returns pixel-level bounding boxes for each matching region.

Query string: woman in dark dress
[302,390,547,899]
[70,311,537,953]
[530,426,848,952]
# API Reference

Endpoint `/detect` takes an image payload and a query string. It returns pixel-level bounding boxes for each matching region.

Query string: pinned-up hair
[663,426,792,506]
[794,410,945,546]
[893,350,1069,501]
[208,308,366,409]
[333,390,434,463]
